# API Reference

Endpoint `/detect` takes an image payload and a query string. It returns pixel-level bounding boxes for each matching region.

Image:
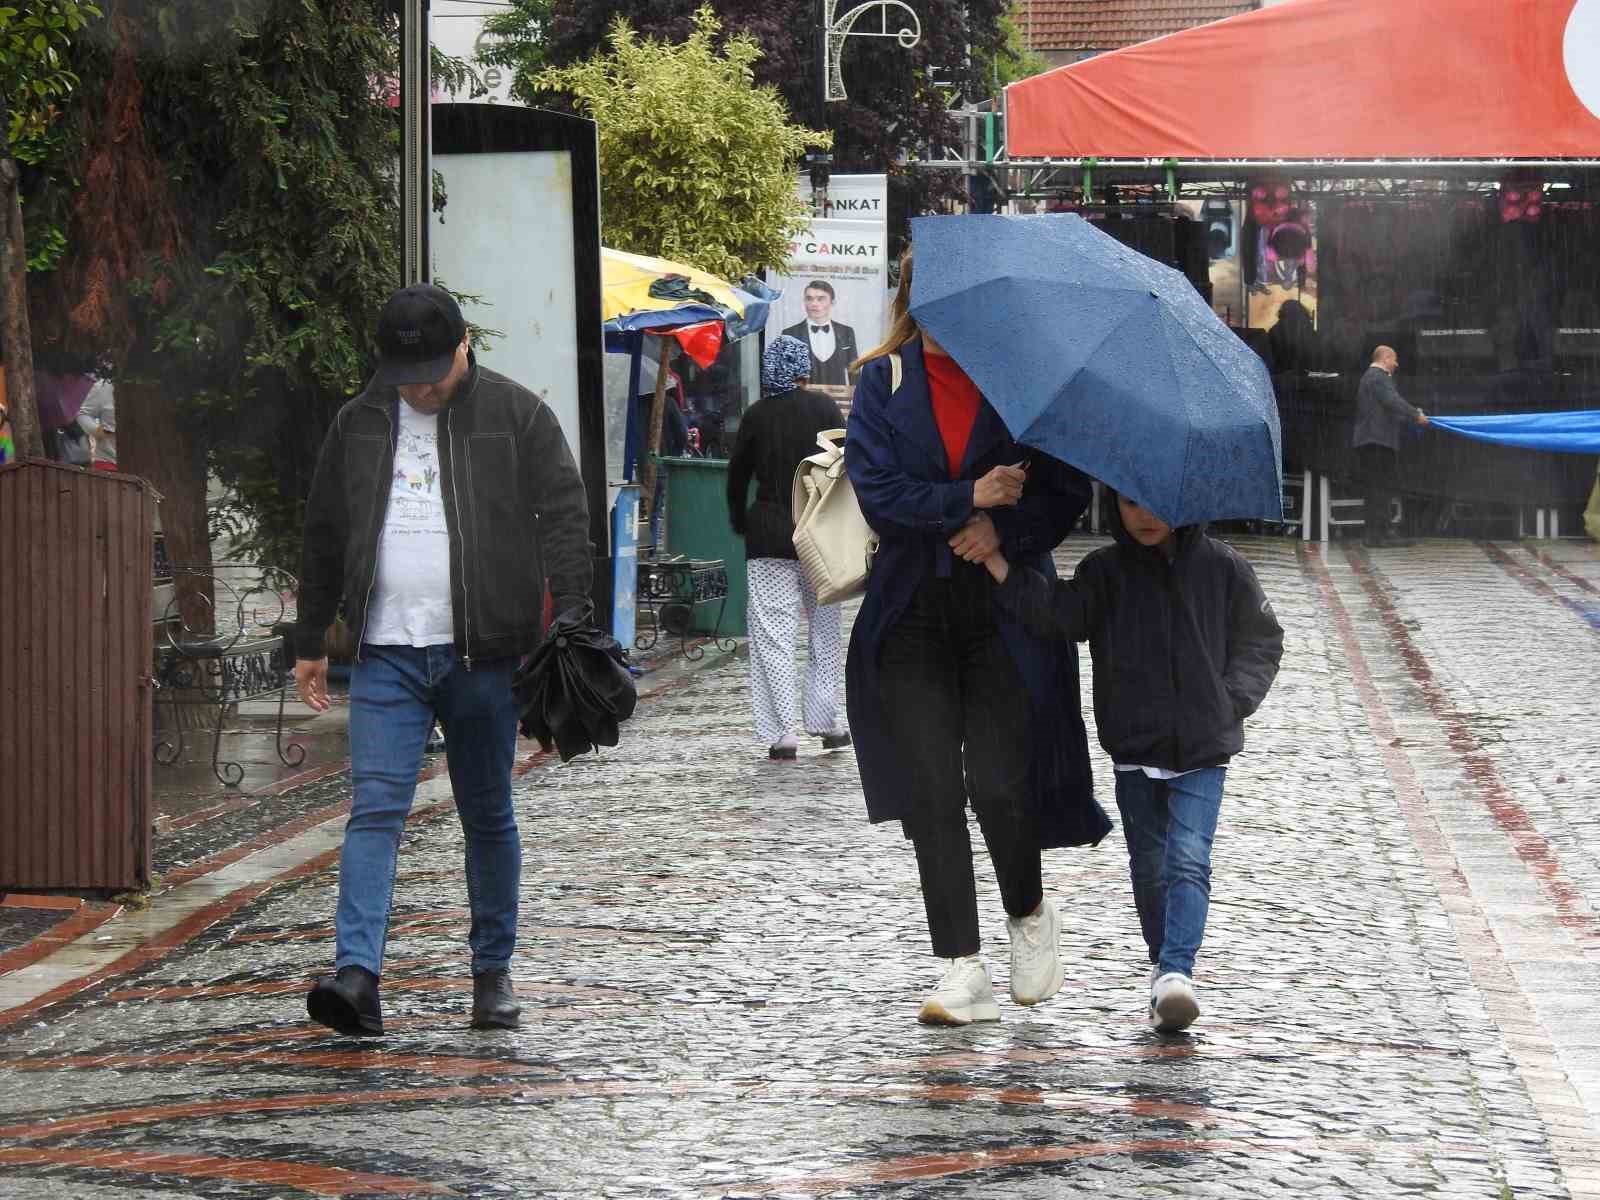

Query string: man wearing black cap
[293,283,592,1036]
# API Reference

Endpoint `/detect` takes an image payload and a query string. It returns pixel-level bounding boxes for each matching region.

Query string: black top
[294,357,593,662]
[726,386,846,560]
[1351,364,1423,451]
[995,509,1284,773]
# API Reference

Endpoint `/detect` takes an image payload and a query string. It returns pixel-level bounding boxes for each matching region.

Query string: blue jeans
[336,644,521,977]
[1114,767,1226,979]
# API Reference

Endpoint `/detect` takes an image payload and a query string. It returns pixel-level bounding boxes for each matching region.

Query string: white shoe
[1148,963,1160,992]
[918,956,1001,1026]
[1150,972,1200,1033]
[1006,898,1064,1005]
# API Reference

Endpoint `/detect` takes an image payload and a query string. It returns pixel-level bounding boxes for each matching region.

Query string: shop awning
[1006,0,1600,161]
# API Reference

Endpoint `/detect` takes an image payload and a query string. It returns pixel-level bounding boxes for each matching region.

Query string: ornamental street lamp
[824,0,922,103]
[809,1,922,211]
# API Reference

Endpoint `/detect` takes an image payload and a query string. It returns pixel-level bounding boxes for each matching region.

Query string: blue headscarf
[762,335,813,397]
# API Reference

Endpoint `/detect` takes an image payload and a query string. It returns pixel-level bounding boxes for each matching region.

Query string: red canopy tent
[1006,0,1600,161]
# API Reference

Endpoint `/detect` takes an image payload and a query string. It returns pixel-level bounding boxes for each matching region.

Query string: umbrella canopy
[909,213,1282,527]
[511,610,638,763]
[34,372,94,430]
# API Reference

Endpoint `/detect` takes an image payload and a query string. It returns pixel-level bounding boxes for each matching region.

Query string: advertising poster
[766,218,889,390]
[431,4,518,105]
[798,173,888,223]
[433,150,582,446]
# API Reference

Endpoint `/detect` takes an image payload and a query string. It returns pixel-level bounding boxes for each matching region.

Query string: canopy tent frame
[912,103,1600,202]
[914,152,1600,202]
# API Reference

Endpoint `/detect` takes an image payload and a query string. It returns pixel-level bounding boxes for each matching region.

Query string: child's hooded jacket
[995,502,1284,774]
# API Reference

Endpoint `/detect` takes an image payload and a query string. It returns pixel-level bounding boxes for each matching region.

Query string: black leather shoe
[819,732,852,751]
[471,968,521,1030]
[307,965,383,1037]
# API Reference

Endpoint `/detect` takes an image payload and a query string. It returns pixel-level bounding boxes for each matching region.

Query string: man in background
[77,377,116,471]
[1351,345,1429,547]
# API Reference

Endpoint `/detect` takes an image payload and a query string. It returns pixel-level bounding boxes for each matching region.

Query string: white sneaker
[918,956,1001,1025]
[1150,972,1200,1033]
[1006,898,1064,1005]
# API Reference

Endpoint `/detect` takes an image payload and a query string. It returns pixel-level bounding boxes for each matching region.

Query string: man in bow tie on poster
[783,280,859,387]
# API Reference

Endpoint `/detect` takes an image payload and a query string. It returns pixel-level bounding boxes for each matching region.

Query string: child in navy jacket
[982,490,1284,1032]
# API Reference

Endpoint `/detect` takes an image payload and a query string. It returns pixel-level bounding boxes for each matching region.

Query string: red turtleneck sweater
[925,349,981,478]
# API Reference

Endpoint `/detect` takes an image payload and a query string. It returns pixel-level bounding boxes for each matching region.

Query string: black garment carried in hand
[511,611,638,762]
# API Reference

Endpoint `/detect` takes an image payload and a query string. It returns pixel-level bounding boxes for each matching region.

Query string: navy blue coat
[844,338,1110,849]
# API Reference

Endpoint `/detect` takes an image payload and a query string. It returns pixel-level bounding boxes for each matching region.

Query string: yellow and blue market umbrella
[601,248,773,342]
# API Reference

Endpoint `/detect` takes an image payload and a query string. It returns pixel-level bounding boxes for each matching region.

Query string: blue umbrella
[910,213,1283,527]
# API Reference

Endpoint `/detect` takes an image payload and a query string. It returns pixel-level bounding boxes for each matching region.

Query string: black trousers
[878,565,1042,958]
[1355,444,1399,540]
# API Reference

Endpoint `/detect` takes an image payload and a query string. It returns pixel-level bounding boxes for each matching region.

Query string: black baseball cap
[374,283,468,387]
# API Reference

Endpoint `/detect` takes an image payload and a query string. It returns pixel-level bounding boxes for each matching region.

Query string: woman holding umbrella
[844,249,1108,1025]
[726,335,853,759]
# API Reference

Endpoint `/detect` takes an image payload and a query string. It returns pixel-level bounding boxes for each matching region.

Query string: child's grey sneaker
[1150,972,1200,1033]
[918,955,1001,1025]
[1006,898,1064,1005]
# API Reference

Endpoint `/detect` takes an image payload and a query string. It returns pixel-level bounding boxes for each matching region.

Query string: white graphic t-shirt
[364,402,455,647]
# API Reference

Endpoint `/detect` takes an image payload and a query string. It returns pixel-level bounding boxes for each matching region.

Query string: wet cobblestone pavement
[2,537,1598,1198]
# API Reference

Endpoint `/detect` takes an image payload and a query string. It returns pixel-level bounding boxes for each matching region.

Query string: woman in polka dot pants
[727,336,853,759]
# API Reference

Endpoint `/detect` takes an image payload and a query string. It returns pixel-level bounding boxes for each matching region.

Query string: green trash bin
[659,456,749,638]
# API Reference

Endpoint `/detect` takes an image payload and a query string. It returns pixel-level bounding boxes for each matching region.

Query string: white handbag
[790,355,899,604]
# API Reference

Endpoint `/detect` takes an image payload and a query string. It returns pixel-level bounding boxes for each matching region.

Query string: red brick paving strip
[734,1135,1491,1195]
[0,903,121,977]
[0,1146,455,1197]
[1478,540,1600,633]
[1343,545,1600,947]
[99,975,642,1004]
[7,1049,560,1080]
[0,1081,688,1142]
[0,878,291,1031]
[1304,544,1600,1194]
[0,1077,1431,1147]
[0,894,85,911]
[0,747,556,1030]
[1525,544,1600,595]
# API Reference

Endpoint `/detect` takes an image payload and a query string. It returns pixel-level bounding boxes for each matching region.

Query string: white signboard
[798,172,888,223]
[767,218,889,387]
[431,150,582,449]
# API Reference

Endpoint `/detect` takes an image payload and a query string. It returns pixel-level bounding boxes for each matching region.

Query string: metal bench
[153,564,305,787]
[634,555,735,661]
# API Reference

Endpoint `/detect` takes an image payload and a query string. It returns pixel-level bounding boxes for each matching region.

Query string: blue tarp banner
[1430,411,1600,455]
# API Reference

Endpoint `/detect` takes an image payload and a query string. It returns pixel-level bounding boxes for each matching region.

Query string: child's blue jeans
[1113,766,1226,979]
